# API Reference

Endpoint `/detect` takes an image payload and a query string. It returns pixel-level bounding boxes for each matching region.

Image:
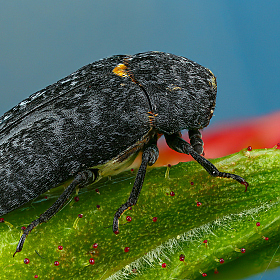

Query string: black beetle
[0,51,248,256]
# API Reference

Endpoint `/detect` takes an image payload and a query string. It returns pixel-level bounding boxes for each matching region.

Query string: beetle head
[126,51,217,135]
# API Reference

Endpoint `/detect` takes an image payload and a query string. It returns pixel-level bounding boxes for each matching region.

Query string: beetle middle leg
[13,169,95,256]
[113,144,159,233]
[165,132,248,190]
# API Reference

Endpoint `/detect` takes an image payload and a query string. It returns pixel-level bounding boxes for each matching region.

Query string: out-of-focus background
[1,1,279,123]
[1,1,279,279]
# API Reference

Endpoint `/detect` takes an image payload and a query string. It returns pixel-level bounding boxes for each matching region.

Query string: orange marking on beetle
[112,64,128,77]
[147,112,157,127]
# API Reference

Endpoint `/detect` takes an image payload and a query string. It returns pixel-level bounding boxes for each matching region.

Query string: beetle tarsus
[241,181,249,192]
[113,144,159,233]
[13,249,21,257]
[213,171,249,191]
[13,170,95,256]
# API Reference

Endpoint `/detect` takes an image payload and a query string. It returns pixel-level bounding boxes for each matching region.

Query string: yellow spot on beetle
[167,85,182,91]
[171,86,181,91]
[207,69,217,91]
[113,63,128,77]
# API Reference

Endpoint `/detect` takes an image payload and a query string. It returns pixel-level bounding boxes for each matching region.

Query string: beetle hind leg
[113,144,159,233]
[13,170,95,257]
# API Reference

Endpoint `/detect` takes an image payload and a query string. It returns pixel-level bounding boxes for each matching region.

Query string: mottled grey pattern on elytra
[0,51,216,216]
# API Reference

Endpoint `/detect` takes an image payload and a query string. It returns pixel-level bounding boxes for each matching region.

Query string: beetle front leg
[188,129,204,155]
[113,144,159,233]
[13,170,95,257]
[165,133,248,190]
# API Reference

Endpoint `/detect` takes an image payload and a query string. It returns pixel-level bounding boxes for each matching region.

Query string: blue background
[1,1,279,279]
[1,1,279,124]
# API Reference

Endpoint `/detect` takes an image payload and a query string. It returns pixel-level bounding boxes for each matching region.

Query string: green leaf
[1,148,280,279]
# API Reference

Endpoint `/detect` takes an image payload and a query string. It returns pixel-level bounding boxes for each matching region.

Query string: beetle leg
[13,170,94,257]
[165,133,248,190]
[188,129,204,155]
[113,144,159,233]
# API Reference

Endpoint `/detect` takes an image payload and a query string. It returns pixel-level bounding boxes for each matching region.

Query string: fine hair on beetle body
[0,51,248,256]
